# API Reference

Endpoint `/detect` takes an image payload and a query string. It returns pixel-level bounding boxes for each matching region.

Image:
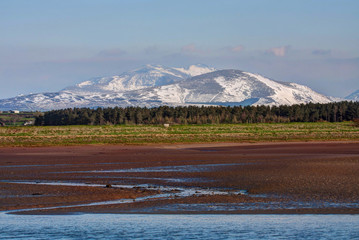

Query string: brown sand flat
[0,142,359,214]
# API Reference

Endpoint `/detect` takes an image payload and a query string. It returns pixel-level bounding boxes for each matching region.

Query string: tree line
[34,101,359,126]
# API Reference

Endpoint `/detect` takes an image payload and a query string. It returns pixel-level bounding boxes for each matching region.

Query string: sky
[0,0,358,99]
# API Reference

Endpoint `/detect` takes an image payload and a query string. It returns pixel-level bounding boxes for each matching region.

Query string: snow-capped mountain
[64,64,215,93]
[345,90,359,101]
[0,65,334,111]
[120,70,332,107]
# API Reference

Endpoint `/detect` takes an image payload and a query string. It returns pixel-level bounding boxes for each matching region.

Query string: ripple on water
[134,201,359,213]
[0,214,358,239]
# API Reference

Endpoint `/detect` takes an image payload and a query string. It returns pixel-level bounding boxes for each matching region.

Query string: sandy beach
[1,142,359,214]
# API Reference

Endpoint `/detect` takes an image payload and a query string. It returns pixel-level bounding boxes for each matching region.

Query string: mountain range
[0,64,354,111]
[346,90,359,101]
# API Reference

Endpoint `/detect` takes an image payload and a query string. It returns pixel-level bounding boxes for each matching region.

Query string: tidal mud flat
[0,142,359,214]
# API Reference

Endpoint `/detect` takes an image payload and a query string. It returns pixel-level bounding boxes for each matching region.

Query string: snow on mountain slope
[345,89,359,101]
[129,70,332,106]
[174,64,216,77]
[0,66,335,111]
[244,72,332,105]
[64,64,215,93]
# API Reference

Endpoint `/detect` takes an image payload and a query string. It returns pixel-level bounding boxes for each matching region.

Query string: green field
[0,122,358,147]
[0,113,37,126]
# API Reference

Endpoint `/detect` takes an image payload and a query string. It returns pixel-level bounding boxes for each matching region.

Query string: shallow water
[3,181,247,214]
[0,214,358,239]
[89,163,246,173]
[138,202,359,213]
[6,181,359,214]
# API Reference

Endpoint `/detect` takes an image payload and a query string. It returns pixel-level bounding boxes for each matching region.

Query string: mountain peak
[0,65,335,111]
[137,64,168,71]
[174,64,216,77]
[63,64,216,94]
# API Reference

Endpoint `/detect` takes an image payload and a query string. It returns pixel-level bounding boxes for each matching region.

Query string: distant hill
[346,89,359,101]
[0,64,334,111]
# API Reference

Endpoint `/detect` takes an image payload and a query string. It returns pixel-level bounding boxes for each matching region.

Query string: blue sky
[1,0,358,98]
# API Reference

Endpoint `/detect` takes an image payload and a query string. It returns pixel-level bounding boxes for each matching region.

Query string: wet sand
[1,142,359,214]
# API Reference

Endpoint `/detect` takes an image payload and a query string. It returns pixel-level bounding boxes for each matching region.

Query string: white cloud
[266,46,290,57]
[231,45,244,53]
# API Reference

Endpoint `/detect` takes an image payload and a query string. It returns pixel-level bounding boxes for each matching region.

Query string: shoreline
[9,210,359,215]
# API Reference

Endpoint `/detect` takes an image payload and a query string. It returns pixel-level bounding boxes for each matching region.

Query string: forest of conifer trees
[34,101,359,126]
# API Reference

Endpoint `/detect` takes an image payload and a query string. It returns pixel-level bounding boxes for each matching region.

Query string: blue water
[0,214,358,239]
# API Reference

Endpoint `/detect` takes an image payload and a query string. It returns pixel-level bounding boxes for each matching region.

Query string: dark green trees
[34,101,359,126]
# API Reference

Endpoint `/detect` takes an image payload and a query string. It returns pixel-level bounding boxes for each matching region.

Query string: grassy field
[0,113,36,126]
[0,122,358,147]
